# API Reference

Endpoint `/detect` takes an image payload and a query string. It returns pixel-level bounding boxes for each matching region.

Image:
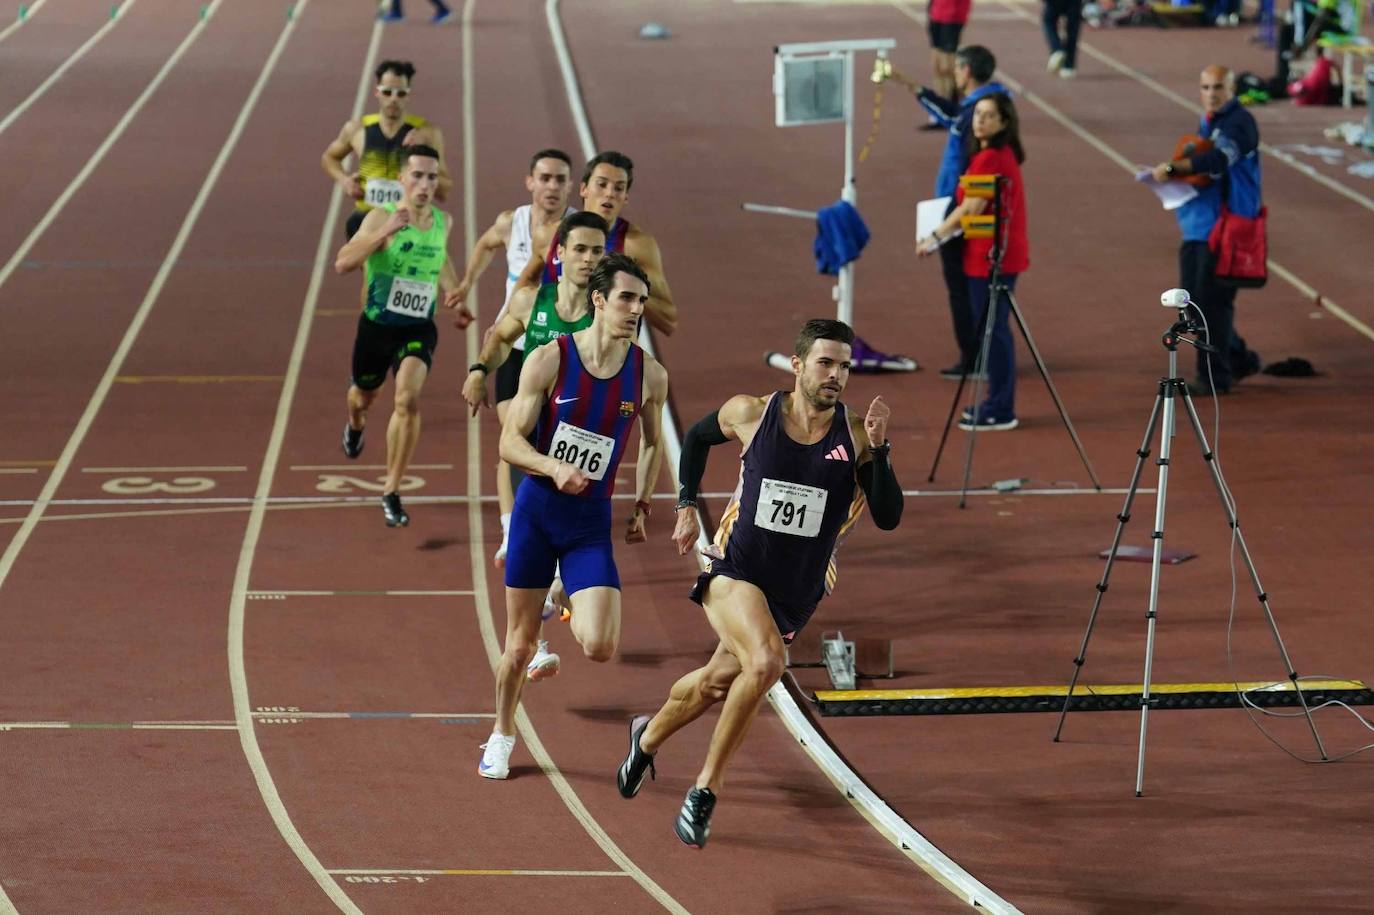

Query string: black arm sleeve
[857,450,903,530]
[678,410,729,503]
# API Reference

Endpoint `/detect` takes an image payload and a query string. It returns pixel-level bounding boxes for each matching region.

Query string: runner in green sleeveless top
[462,211,608,415]
[363,203,447,325]
[335,144,466,528]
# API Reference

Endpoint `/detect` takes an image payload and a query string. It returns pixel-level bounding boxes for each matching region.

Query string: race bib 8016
[754,477,827,538]
[548,421,615,481]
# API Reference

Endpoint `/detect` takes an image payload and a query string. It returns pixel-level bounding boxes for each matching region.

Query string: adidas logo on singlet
[823,444,850,462]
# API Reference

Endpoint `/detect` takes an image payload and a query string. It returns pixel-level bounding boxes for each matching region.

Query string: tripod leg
[1006,291,1102,490]
[926,373,970,483]
[1054,385,1167,742]
[1135,378,1183,796]
[1176,388,1330,760]
[957,275,1001,508]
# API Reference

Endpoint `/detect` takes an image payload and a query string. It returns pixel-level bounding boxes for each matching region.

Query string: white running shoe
[478,732,517,779]
[527,640,561,681]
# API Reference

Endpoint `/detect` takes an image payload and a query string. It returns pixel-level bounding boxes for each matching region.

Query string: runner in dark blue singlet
[478,253,670,781]
[613,319,905,848]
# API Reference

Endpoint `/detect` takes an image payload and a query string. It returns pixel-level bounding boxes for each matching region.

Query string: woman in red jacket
[919,92,1028,431]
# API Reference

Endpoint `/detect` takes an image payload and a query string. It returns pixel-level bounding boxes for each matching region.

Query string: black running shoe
[342,423,364,459]
[381,492,409,527]
[674,786,716,849]
[616,715,656,799]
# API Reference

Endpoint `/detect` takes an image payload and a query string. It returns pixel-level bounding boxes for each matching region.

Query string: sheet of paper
[916,196,961,241]
[1135,170,1198,211]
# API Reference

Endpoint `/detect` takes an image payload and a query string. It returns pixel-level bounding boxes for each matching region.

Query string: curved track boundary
[221,7,380,913]
[463,4,689,911]
[547,2,1017,911]
[0,0,136,139]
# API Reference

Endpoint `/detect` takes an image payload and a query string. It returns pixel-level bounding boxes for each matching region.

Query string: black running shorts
[927,20,963,53]
[344,209,367,240]
[494,346,524,403]
[350,314,438,391]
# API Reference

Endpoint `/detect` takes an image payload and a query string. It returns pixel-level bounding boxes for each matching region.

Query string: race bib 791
[754,477,827,538]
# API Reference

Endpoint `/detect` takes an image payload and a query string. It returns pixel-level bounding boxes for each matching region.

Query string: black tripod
[926,174,1100,506]
[1052,297,1328,795]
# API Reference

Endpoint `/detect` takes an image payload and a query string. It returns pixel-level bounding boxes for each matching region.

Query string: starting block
[786,628,894,690]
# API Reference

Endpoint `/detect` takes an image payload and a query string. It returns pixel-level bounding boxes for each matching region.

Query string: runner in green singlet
[334,144,466,528]
[461,210,608,415]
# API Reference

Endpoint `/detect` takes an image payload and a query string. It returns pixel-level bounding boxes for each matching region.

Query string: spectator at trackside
[915,45,1008,379]
[1150,65,1263,395]
[918,92,1030,432]
[1042,0,1083,78]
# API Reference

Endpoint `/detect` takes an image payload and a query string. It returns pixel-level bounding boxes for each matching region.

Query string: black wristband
[468,362,488,374]
[870,440,891,458]
[674,499,697,512]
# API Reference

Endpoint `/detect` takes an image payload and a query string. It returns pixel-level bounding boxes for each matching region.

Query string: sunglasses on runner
[377,87,411,98]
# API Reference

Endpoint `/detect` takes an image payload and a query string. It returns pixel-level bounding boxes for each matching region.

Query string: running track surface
[0,1,1371,912]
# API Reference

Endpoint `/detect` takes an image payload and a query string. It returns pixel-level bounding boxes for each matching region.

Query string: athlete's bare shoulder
[719,393,767,428]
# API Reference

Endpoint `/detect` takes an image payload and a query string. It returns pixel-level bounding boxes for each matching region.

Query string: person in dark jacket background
[1151,65,1263,395]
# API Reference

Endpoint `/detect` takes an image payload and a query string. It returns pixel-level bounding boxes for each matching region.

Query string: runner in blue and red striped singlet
[614,319,906,849]
[509,150,679,336]
[478,253,670,782]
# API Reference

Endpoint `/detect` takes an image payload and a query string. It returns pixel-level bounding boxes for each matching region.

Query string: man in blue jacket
[916,45,1008,379]
[1151,65,1262,395]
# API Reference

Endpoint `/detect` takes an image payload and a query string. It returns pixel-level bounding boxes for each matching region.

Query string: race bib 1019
[365,178,404,208]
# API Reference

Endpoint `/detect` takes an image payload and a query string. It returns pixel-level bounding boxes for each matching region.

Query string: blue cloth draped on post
[813,201,870,275]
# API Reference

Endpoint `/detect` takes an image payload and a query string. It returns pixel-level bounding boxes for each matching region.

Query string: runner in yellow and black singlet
[320,59,453,240]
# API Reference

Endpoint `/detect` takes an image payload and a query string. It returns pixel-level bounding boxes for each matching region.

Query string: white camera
[1160,288,1193,309]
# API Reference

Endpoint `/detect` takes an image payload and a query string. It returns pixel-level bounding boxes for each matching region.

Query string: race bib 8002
[385,277,435,319]
[754,477,827,538]
[365,178,404,208]
[548,421,615,481]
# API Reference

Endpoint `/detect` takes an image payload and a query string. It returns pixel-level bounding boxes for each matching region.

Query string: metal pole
[838,50,856,326]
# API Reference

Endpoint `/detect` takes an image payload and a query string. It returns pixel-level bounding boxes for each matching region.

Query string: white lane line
[0,1,136,139]
[0,721,238,731]
[0,0,48,45]
[0,1,224,301]
[82,465,249,473]
[252,712,494,720]
[886,2,1370,344]
[329,868,630,877]
[0,488,1137,510]
[465,5,688,914]
[247,589,475,596]
[225,8,378,914]
[0,469,38,475]
[289,463,455,470]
